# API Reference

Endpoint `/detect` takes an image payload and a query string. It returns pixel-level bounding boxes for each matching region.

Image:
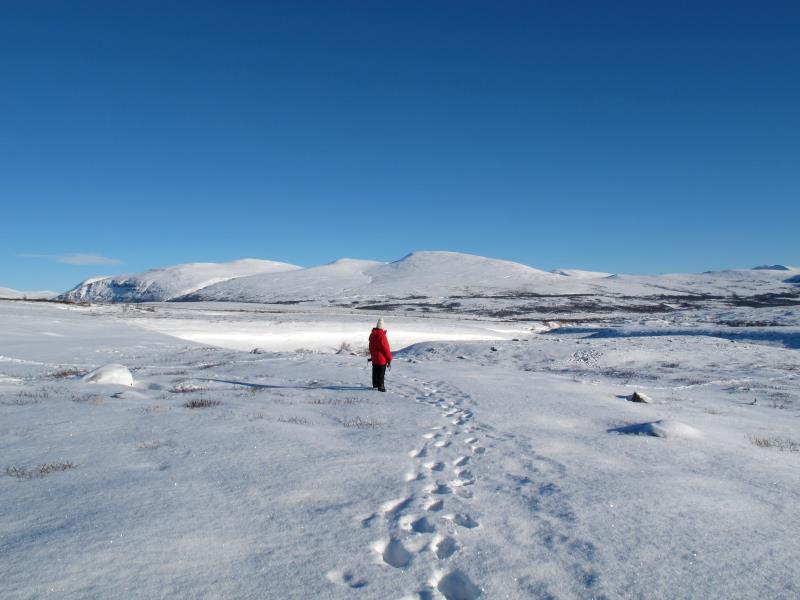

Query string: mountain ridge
[54,251,800,304]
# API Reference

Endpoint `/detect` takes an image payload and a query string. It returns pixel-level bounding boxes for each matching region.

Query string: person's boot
[379,387,386,392]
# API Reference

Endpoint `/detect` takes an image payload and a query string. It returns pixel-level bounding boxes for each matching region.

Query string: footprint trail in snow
[333,374,606,599]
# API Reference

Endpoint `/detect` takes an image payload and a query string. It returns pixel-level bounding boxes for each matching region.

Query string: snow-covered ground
[2,295,799,599]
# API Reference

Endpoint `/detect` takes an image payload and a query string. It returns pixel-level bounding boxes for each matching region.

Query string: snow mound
[609,420,701,439]
[82,364,134,386]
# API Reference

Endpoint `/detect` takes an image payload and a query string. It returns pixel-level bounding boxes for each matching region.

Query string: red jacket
[369,328,392,366]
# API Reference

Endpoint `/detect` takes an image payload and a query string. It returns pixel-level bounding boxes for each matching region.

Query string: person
[369,317,392,392]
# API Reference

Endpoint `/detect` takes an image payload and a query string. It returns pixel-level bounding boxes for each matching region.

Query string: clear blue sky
[2,0,798,291]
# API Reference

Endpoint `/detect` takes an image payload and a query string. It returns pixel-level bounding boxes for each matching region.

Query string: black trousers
[372,364,386,389]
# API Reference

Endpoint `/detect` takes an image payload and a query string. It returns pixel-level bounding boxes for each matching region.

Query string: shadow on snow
[207,378,374,391]
[547,327,800,349]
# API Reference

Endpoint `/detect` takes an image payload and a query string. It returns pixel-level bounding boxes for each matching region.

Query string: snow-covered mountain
[57,259,301,303]
[0,287,56,300]
[179,258,382,303]
[181,251,557,302]
[55,252,800,305]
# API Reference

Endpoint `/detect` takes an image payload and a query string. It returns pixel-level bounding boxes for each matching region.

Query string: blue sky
[2,1,798,291]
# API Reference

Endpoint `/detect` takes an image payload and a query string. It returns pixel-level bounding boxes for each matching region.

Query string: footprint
[453,456,470,467]
[381,496,413,517]
[434,440,451,449]
[326,569,368,589]
[405,472,425,482]
[451,470,475,487]
[432,535,458,559]
[402,515,436,534]
[436,569,481,600]
[423,461,445,472]
[428,482,452,495]
[445,513,480,528]
[426,499,444,511]
[455,488,474,499]
[399,591,435,600]
[374,537,413,568]
[471,446,486,455]
[410,446,428,459]
[464,437,478,444]
[359,513,377,528]
[423,432,439,440]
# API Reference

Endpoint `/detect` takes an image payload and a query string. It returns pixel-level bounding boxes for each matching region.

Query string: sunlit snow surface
[1,298,799,599]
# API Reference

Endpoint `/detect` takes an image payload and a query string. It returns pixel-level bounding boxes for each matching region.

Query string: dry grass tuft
[136,440,163,450]
[196,362,226,370]
[4,390,49,406]
[72,393,106,405]
[748,435,800,453]
[277,415,313,425]
[235,385,269,394]
[13,389,50,406]
[170,381,208,394]
[49,367,86,379]
[5,461,77,480]
[337,416,385,429]
[184,398,221,409]
[307,397,364,406]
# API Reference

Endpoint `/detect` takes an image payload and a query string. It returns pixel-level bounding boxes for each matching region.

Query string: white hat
[376,317,384,329]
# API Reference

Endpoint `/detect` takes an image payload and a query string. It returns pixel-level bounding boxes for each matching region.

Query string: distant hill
[55,252,800,304]
[57,259,301,303]
[182,251,556,303]
[0,287,57,300]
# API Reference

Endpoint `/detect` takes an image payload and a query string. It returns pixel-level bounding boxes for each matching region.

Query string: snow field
[1,300,799,598]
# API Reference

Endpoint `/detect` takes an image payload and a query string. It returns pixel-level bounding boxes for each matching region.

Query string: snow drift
[82,364,134,386]
[609,420,701,439]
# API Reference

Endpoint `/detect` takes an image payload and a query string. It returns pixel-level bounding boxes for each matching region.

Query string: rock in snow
[629,391,652,403]
[82,364,134,386]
